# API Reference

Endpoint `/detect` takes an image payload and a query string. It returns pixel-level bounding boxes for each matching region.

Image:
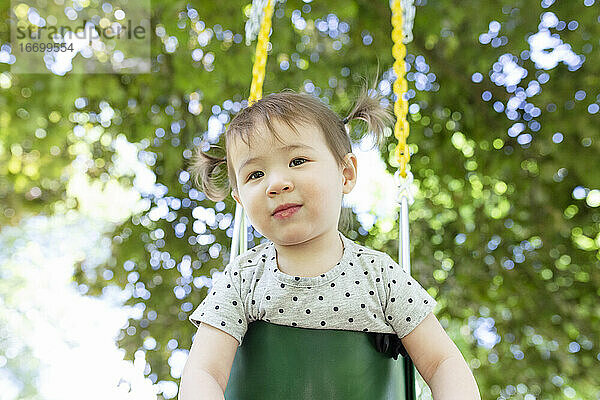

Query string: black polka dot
[348,318,353,322]
[387,315,393,320]
[221,321,225,326]
[406,317,411,322]
[341,272,345,276]
[238,319,242,324]
[408,298,413,303]
[361,304,365,308]
[349,262,353,266]
[376,278,380,282]
[293,296,298,301]
[292,322,297,326]
[373,314,376,318]
[333,307,339,311]
[391,297,396,302]
[357,254,361,257]
[215,305,219,309]
[364,271,368,275]
[279,309,284,313]
[318,296,323,300]
[345,292,350,297]
[266,296,270,300]
[320,321,326,326]
[320,274,325,277]
[331,283,335,287]
[407,281,412,285]
[281,283,285,288]
[370,259,375,263]
[232,301,237,306]
[295,277,300,281]
[234,271,238,276]
[252,300,255,305]
[424,300,429,304]
[306,309,311,314]
[389,265,393,269]
[369,291,374,295]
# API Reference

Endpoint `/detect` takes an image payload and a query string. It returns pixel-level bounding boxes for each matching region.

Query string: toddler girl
[179,85,480,400]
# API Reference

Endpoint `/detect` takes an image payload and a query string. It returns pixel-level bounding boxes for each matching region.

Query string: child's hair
[189,79,394,232]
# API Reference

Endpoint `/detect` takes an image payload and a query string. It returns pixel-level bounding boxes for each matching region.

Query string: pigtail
[343,76,395,151]
[188,145,231,202]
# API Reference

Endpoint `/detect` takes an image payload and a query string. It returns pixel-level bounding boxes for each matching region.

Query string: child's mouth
[273,205,302,219]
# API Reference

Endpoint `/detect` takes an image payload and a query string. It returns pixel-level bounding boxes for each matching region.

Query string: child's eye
[246,158,308,181]
[290,157,307,166]
[247,171,263,181]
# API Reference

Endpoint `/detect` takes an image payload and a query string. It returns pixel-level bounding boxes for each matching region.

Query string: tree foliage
[1,0,599,399]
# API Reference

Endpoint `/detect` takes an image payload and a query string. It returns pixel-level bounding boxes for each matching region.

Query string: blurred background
[1,0,599,399]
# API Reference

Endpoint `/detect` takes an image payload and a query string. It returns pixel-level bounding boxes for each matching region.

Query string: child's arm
[401,312,481,400]
[179,323,239,400]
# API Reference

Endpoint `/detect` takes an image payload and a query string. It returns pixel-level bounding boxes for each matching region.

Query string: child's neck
[273,229,344,278]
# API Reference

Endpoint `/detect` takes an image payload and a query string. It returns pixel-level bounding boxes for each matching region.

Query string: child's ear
[231,190,242,206]
[341,153,358,194]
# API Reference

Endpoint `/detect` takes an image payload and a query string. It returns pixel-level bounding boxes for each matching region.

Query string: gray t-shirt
[189,231,437,346]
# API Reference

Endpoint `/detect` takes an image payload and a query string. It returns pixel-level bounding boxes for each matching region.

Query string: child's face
[230,119,357,245]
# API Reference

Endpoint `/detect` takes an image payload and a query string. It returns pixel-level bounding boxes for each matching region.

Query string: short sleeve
[189,261,248,346]
[381,254,437,339]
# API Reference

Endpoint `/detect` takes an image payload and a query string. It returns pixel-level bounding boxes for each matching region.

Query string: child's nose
[267,174,294,195]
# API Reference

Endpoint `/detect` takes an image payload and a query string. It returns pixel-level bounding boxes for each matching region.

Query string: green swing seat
[224,320,415,400]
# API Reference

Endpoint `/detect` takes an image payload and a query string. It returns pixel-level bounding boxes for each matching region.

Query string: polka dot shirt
[189,231,437,346]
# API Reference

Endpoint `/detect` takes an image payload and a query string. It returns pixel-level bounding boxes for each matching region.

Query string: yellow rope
[390,0,410,178]
[235,0,274,256]
[248,0,275,105]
